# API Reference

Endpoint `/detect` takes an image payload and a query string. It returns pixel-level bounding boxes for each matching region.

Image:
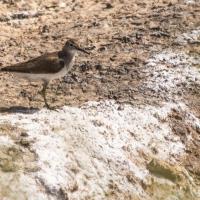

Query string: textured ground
[0,0,199,109]
[0,0,199,200]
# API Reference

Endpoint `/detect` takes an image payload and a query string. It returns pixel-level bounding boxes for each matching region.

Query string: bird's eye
[69,43,73,47]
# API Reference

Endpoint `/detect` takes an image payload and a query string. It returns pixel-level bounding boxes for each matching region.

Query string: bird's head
[63,39,89,55]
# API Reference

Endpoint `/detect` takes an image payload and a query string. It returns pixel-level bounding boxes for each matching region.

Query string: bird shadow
[0,106,40,114]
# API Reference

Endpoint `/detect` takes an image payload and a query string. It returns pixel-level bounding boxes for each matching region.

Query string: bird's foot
[44,102,52,110]
[44,102,58,111]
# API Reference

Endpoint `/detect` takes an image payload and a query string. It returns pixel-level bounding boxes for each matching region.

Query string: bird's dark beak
[76,47,90,54]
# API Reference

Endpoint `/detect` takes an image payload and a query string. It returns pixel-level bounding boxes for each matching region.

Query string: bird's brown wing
[1,52,64,74]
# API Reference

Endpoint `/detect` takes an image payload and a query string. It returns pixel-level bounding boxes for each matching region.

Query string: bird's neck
[59,50,76,64]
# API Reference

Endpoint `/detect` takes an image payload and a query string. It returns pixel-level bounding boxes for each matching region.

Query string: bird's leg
[41,81,50,109]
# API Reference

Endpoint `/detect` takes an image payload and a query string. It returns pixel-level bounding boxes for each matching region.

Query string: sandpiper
[1,39,89,109]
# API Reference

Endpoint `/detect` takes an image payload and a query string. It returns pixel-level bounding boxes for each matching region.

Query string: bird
[0,39,89,109]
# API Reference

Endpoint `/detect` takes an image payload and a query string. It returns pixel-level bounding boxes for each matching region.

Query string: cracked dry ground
[0,0,199,199]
